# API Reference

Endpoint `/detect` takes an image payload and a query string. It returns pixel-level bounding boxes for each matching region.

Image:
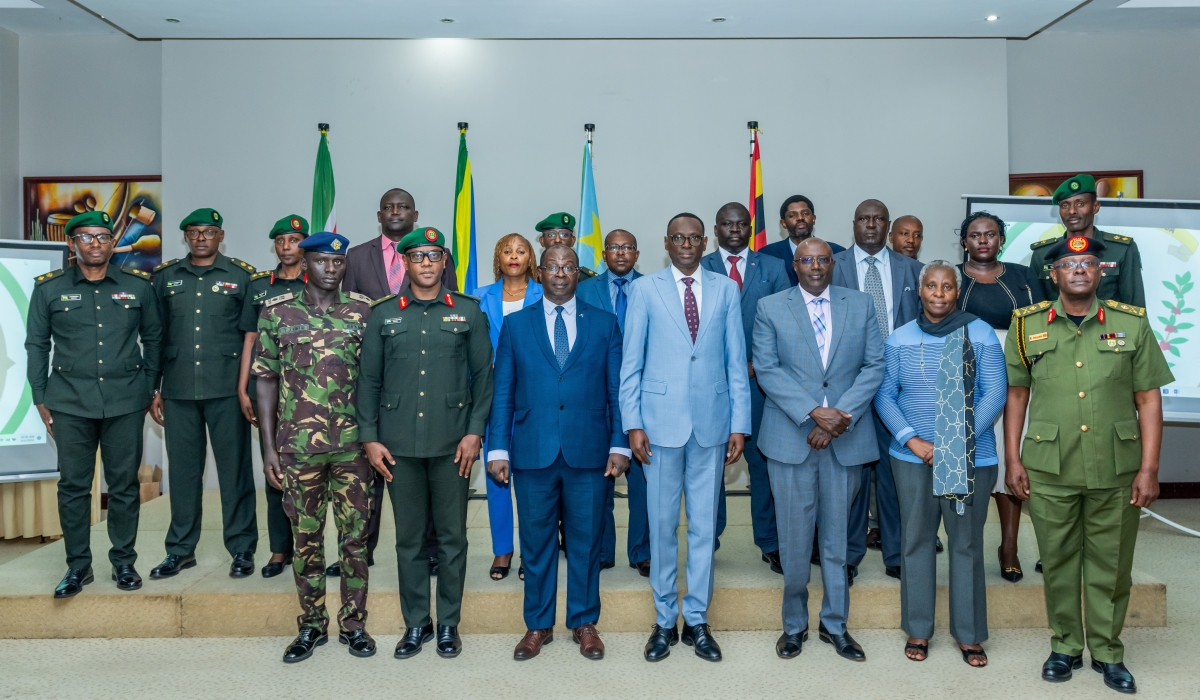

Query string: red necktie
[682,277,699,343]
[727,255,743,291]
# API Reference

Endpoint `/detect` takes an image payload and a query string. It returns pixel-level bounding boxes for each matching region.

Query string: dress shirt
[380,235,405,288]
[718,247,748,281]
[852,244,894,335]
[607,270,637,309]
[670,265,702,318]
[798,286,831,421]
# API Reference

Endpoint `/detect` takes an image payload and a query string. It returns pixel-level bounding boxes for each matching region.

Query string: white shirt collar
[671,265,700,285]
[853,244,889,265]
[799,286,832,305]
[542,295,577,316]
[719,247,748,264]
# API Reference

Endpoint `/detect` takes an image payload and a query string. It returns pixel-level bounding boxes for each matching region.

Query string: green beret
[1044,234,1107,263]
[179,207,223,230]
[399,226,446,252]
[65,211,113,236]
[269,214,309,239]
[1052,174,1096,205]
[535,212,576,233]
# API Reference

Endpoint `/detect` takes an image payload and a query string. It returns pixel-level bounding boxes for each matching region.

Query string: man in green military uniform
[1004,234,1172,694]
[238,214,310,578]
[357,226,493,660]
[536,212,598,279]
[147,208,259,580]
[254,231,377,663]
[1028,174,1145,307]
[25,211,163,597]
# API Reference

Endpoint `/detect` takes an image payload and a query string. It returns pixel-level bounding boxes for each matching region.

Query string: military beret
[1052,174,1096,205]
[535,212,576,233]
[179,207,223,230]
[269,214,309,239]
[399,226,446,252]
[1044,234,1106,263]
[297,231,349,255]
[65,210,113,236]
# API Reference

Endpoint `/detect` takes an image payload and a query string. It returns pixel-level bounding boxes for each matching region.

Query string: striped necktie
[810,297,827,366]
[387,244,405,294]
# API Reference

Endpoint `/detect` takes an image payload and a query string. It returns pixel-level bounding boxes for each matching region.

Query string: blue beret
[298,231,349,255]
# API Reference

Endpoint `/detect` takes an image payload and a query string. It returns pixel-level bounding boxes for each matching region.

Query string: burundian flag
[577,139,604,273]
[452,127,478,294]
[312,126,337,233]
[749,129,766,251]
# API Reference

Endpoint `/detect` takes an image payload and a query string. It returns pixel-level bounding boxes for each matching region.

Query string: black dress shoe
[811,548,822,566]
[436,625,461,658]
[367,554,375,567]
[111,564,142,591]
[54,567,93,598]
[325,563,341,577]
[818,623,865,662]
[762,550,783,575]
[681,623,722,662]
[429,557,439,577]
[1041,651,1083,682]
[394,624,434,659]
[776,629,808,659]
[935,537,944,554]
[599,560,615,570]
[150,554,196,579]
[631,560,651,577]
[282,627,328,663]
[847,564,858,587]
[1035,559,1043,573]
[643,624,678,662]
[885,565,901,579]
[339,629,377,658]
[1092,660,1137,694]
[229,551,254,578]
[261,557,290,579]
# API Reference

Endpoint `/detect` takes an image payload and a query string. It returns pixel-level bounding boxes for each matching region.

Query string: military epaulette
[1102,232,1133,245]
[264,292,294,307]
[346,291,372,304]
[121,266,151,279]
[1104,299,1146,317]
[250,270,272,281]
[34,268,64,285]
[369,294,397,308]
[449,290,481,303]
[1030,237,1059,250]
[1013,300,1052,318]
[154,258,180,272]
[230,258,257,274]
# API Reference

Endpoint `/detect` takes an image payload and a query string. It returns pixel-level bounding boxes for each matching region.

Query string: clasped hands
[808,407,852,450]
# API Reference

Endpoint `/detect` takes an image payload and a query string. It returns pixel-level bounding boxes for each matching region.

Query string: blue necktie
[554,305,569,368]
[612,277,628,330]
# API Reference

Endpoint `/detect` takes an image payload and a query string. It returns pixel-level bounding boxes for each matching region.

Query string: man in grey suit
[754,237,885,661]
[830,199,922,580]
[699,203,790,573]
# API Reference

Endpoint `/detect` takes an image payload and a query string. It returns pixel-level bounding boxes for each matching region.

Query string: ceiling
[0,0,1198,38]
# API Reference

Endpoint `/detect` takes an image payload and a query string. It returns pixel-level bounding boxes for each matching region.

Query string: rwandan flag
[312,125,337,233]
[577,135,604,273]
[452,125,478,294]
[748,127,766,251]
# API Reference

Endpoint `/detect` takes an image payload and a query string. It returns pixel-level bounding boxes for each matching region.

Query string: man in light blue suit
[487,245,629,661]
[830,199,923,580]
[620,213,751,663]
[754,237,885,662]
[699,203,790,573]
[576,229,650,575]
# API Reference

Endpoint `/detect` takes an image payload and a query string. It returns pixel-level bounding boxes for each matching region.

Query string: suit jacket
[759,238,847,287]
[700,250,790,361]
[342,235,458,300]
[488,300,627,470]
[475,279,543,350]
[619,266,752,449]
[830,246,922,332]
[752,285,885,466]
[576,268,644,321]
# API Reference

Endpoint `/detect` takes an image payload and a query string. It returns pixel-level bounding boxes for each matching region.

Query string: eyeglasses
[795,256,832,265]
[1052,260,1100,271]
[406,250,445,263]
[72,233,115,244]
[667,234,704,247]
[542,231,574,243]
[604,244,637,253]
[185,228,221,240]
[539,264,578,275]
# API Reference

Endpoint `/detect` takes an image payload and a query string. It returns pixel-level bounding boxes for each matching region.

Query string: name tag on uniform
[383,317,402,325]
[112,292,136,301]
[341,323,364,332]
[1027,332,1048,342]
[60,294,81,301]
[279,324,312,334]
[166,280,184,288]
[1099,262,1117,269]
[443,314,466,323]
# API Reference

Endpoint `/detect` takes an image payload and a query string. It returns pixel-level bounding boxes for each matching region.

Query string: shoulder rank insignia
[1013,300,1051,318]
[251,270,271,281]
[1030,237,1059,250]
[1103,299,1146,317]
[264,292,294,307]
[230,258,257,273]
[346,291,372,304]
[121,267,150,279]
[154,258,180,272]
[443,292,454,307]
[1102,232,1133,244]
[34,269,64,285]
[370,294,397,308]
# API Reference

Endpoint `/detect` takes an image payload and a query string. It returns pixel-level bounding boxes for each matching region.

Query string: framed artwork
[1009,170,1143,200]
[24,176,162,272]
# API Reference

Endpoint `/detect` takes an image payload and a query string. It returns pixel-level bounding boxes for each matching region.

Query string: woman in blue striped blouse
[874,261,1006,668]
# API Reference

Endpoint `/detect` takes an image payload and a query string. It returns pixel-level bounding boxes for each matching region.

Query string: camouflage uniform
[252,287,374,633]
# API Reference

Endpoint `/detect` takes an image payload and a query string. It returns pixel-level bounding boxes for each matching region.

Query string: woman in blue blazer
[475,233,543,580]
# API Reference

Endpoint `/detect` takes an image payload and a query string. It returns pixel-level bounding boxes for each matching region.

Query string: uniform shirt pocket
[440,321,469,357]
[446,389,468,410]
[1022,421,1060,475]
[381,322,408,358]
[281,334,314,368]
[1113,419,1142,475]
[1028,340,1059,380]
[1095,337,1136,380]
[381,392,401,411]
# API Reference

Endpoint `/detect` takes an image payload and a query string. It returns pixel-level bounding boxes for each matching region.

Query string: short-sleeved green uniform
[1029,231,1145,307]
[25,264,162,571]
[1005,297,1173,662]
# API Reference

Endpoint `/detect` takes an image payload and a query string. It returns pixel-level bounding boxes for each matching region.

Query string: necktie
[682,277,699,343]
[864,256,890,339]
[387,245,405,295]
[553,305,569,368]
[612,277,628,330]
[727,255,743,291]
[810,297,827,366]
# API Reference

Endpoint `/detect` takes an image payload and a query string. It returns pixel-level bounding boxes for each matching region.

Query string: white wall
[0,28,17,238]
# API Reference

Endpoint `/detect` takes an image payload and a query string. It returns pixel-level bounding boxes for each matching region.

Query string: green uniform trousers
[52,410,145,570]
[389,454,469,628]
[163,397,258,557]
[1027,481,1140,663]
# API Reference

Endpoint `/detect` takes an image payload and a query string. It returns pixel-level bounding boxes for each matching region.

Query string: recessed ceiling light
[440,18,454,23]
[712,17,726,23]
[165,18,180,23]
[986,15,999,21]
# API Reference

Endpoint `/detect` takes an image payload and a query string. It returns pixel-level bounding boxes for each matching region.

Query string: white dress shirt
[718,247,748,281]
[799,286,831,421]
[671,265,702,318]
[851,244,894,335]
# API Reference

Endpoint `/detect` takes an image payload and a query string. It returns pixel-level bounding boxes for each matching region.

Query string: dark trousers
[848,413,902,568]
[601,458,650,565]
[714,377,779,555]
[53,410,144,570]
[162,397,258,557]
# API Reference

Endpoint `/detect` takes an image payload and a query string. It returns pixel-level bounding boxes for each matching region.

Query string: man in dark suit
[576,229,649,576]
[487,244,629,661]
[831,199,922,580]
[760,195,846,287]
[700,203,790,574]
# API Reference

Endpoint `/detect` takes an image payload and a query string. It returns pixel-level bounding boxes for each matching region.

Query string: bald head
[889,215,924,260]
[793,238,835,296]
[852,199,890,254]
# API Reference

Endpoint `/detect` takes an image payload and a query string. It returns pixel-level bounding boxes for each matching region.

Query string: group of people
[25,174,1169,694]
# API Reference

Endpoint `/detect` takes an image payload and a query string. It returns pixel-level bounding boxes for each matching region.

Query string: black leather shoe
[429,557,439,577]
[935,537,944,553]
[643,624,678,662]
[282,627,327,663]
[776,629,808,659]
[1035,559,1043,573]
[325,563,341,577]
[229,551,254,578]
[811,548,821,566]
[884,565,902,579]
[600,560,615,570]
[1092,660,1137,694]
[111,564,142,591]
[1041,651,1083,682]
[54,567,93,598]
[631,559,651,577]
[261,557,290,579]
[150,554,196,579]
[762,550,783,575]
[394,624,434,659]
[848,564,858,587]
[436,625,461,658]
[339,629,377,658]
[819,623,865,662]
[681,623,722,662]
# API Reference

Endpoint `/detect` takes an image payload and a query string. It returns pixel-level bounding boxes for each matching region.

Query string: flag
[577,137,604,273]
[452,127,478,294]
[748,128,766,251]
[311,127,337,233]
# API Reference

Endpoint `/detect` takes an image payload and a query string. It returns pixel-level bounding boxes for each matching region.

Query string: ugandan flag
[748,128,766,251]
